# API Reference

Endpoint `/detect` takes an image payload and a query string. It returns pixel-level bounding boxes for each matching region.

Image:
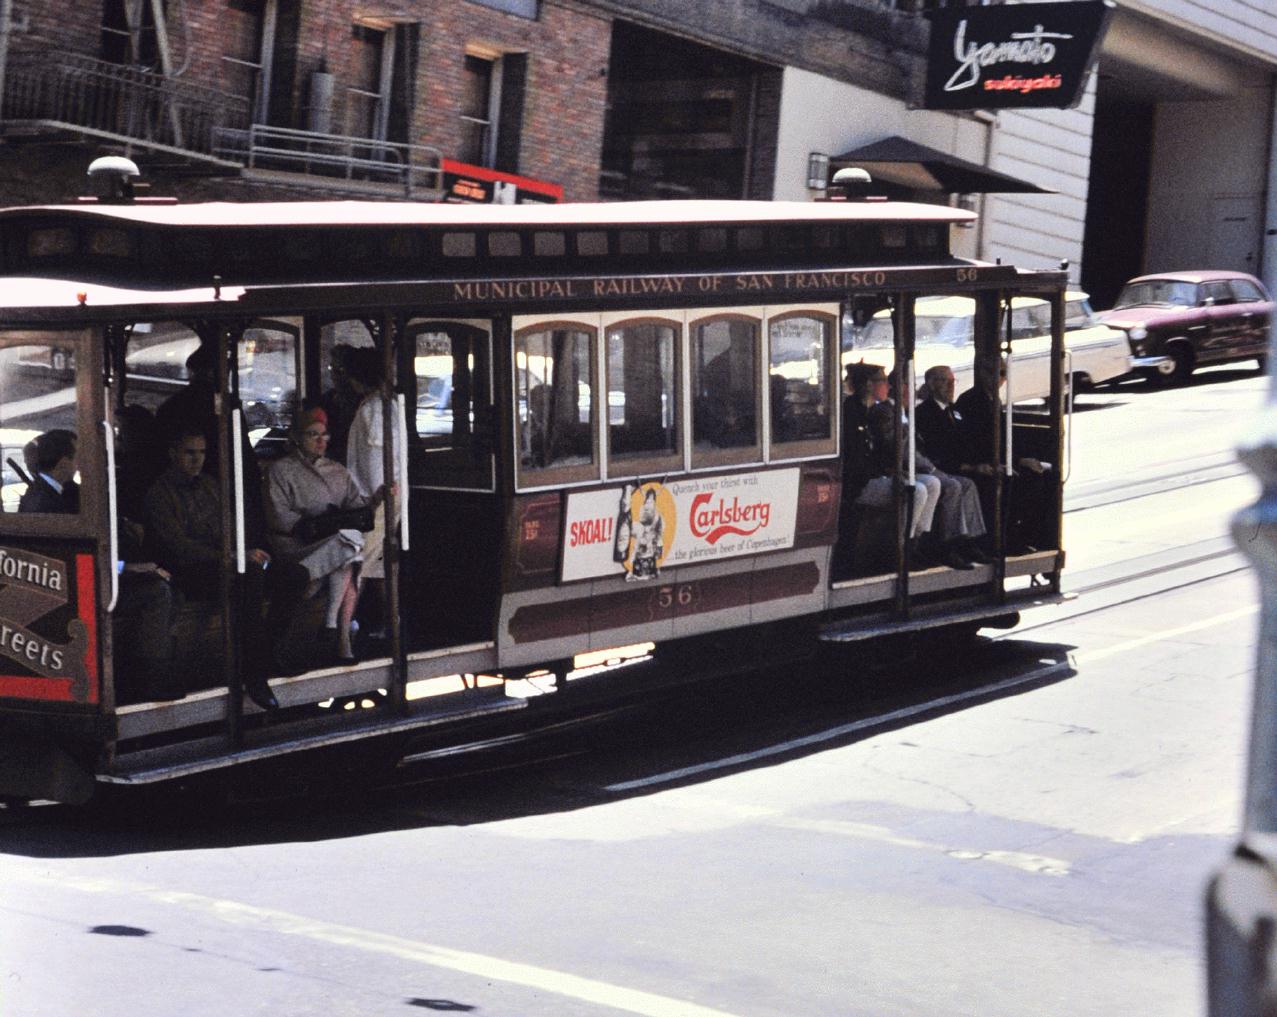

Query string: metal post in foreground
[1207,364,1277,1014]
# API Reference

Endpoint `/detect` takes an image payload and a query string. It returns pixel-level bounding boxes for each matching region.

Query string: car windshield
[856,301,975,350]
[1064,297,1096,330]
[1114,280,1199,309]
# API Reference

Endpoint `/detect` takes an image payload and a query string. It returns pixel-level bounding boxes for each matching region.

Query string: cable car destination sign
[924,0,1113,111]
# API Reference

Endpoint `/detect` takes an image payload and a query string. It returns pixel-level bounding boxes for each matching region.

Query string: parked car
[847,290,1131,402]
[1098,270,1273,384]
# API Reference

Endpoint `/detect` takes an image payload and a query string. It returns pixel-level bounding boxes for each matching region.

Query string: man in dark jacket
[18,429,79,513]
[954,354,1056,553]
[145,426,309,710]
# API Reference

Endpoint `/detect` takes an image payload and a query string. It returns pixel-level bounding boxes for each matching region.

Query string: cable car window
[28,228,76,258]
[88,228,133,258]
[0,340,81,513]
[239,320,300,448]
[605,319,679,471]
[515,323,597,481]
[619,230,649,255]
[691,314,760,464]
[487,231,521,257]
[658,229,689,254]
[735,227,764,252]
[405,319,493,490]
[769,312,832,447]
[881,224,907,249]
[696,228,727,253]
[442,232,477,257]
[123,322,205,417]
[576,231,608,257]
[534,231,565,257]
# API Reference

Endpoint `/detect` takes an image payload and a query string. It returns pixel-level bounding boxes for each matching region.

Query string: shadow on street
[0,633,1076,857]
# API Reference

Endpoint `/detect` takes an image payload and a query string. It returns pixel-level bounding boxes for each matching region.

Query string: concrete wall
[1144,79,1274,278]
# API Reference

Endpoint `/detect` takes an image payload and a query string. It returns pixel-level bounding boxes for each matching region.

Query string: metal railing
[2,50,249,162]
[211,122,444,198]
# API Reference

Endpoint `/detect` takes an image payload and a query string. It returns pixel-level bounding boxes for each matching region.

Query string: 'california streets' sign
[0,543,97,704]
[561,469,801,583]
[924,0,1113,111]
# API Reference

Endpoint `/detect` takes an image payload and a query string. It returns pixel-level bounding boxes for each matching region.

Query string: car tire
[1166,343,1195,385]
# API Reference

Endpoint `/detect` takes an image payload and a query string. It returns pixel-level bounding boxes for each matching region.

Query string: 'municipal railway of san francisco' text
[448,270,965,303]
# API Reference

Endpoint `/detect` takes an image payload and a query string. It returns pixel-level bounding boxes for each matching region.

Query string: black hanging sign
[923,0,1113,111]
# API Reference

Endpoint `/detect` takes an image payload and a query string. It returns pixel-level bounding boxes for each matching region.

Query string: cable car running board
[818,593,1063,644]
[101,695,527,785]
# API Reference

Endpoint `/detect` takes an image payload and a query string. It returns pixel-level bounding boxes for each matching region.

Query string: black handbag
[294,503,375,544]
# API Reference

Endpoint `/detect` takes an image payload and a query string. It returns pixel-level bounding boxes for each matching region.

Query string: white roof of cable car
[0,198,975,228]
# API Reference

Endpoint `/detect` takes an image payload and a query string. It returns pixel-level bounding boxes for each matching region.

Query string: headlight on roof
[1128,326,1147,341]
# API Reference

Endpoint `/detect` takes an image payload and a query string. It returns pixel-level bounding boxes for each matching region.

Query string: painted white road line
[8,869,746,1017]
[1072,603,1259,666]
[774,817,1070,876]
[604,660,1071,792]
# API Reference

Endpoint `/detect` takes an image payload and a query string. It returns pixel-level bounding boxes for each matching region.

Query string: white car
[846,291,1132,402]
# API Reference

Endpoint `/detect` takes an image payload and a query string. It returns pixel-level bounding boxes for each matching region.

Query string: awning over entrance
[830,136,1053,194]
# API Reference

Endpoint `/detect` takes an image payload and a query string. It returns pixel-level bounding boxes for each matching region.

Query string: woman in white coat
[265,406,383,662]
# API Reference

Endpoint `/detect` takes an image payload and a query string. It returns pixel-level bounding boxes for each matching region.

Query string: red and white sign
[561,469,800,583]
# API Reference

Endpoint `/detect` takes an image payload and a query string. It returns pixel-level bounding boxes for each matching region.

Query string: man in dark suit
[954,354,1057,554]
[18,429,78,513]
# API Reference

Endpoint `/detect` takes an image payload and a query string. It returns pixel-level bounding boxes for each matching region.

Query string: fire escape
[0,2,442,199]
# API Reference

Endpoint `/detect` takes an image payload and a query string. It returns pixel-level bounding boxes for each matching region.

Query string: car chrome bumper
[1133,354,1174,375]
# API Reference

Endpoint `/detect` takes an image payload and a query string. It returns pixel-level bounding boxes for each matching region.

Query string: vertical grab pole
[102,418,119,612]
[231,408,246,574]
[1063,350,1075,483]
[382,312,407,713]
[214,329,244,744]
[396,393,410,551]
[1003,343,1014,479]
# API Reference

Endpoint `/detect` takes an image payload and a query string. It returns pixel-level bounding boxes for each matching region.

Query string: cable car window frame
[512,315,601,491]
[600,312,683,481]
[403,317,496,493]
[765,305,839,462]
[688,309,764,471]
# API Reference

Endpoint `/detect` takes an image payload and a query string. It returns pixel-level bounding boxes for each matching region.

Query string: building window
[460,54,497,166]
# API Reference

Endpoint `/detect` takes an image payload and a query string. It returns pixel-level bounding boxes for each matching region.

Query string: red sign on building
[441,160,563,204]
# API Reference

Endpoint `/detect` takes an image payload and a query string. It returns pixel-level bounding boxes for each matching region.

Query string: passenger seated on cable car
[837,363,935,573]
[954,354,1056,554]
[153,341,268,537]
[111,406,177,703]
[18,429,78,514]
[144,425,308,710]
[868,369,988,569]
[264,406,387,665]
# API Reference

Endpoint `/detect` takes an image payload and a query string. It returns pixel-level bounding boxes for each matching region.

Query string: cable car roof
[0,197,975,229]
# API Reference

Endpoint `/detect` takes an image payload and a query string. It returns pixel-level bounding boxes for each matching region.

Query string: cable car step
[102,694,526,786]
[819,591,1062,644]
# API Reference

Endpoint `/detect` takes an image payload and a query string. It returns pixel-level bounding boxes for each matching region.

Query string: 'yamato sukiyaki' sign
[561,469,801,583]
